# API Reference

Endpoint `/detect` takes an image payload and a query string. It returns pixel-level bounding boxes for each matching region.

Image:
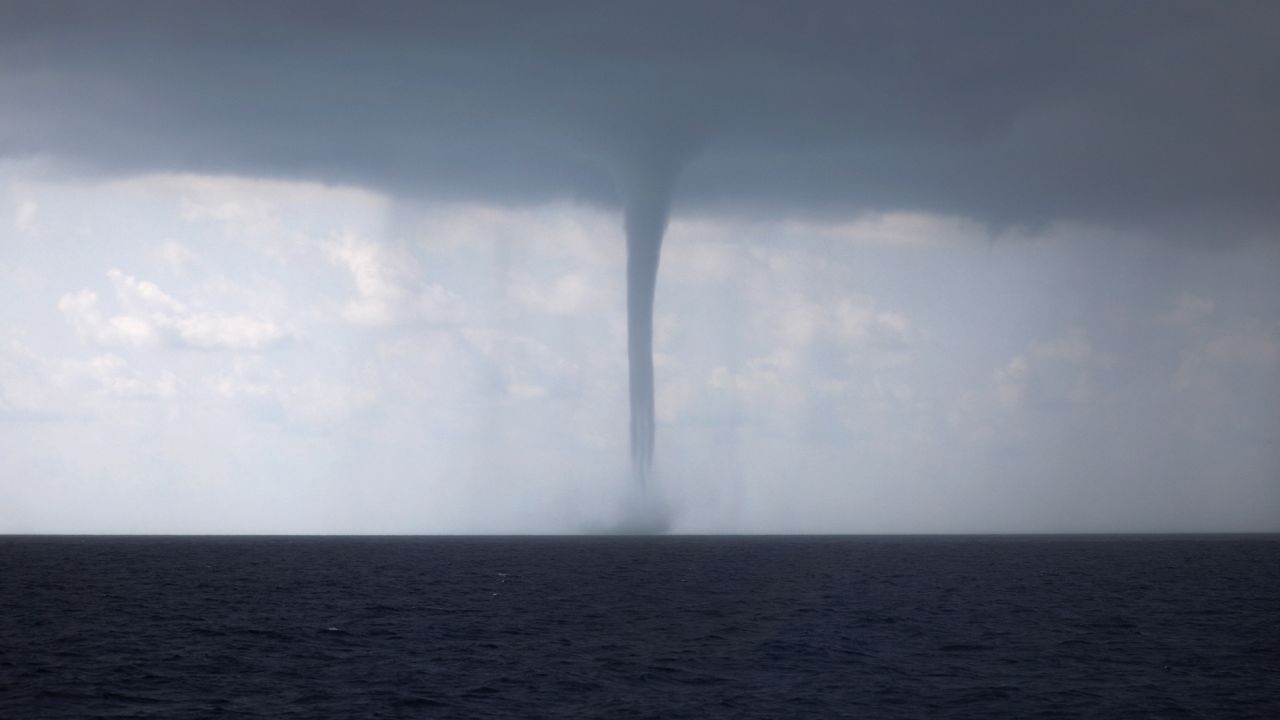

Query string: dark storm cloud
[2,0,1277,235]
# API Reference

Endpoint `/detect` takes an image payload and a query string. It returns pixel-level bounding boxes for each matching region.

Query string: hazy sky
[2,2,1277,533]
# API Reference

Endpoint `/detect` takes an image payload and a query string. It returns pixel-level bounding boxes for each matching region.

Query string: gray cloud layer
[3,1,1277,237]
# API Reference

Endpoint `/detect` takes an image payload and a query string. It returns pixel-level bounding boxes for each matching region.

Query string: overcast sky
[1,2,1277,533]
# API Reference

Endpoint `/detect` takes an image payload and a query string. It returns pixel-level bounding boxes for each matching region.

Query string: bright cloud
[59,270,288,352]
[14,199,36,233]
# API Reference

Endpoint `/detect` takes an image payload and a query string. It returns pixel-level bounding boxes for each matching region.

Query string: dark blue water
[2,536,1277,718]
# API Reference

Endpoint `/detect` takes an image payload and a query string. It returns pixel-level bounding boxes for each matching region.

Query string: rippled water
[2,535,1277,718]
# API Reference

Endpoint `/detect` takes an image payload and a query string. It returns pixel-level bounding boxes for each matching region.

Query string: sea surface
[2,535,1277,719]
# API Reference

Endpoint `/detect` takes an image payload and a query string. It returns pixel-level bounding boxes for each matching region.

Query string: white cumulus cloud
[59,270,288,352]
[14,199,37,233]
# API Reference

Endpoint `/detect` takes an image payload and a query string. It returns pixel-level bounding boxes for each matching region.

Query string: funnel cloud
[621,155,681,489]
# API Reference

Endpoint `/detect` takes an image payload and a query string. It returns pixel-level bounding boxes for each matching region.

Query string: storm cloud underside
[4,1,1277,232]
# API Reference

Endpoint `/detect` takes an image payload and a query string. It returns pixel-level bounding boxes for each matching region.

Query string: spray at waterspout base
[611,481,673,534]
